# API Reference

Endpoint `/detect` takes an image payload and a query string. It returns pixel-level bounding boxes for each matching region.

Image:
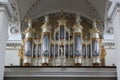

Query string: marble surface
[4,66,117,80]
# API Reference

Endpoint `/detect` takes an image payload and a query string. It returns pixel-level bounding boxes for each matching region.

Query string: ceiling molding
[17,0,107,33]
[22,0,41,24]
[23,0,101,22]
[82,0,101,20]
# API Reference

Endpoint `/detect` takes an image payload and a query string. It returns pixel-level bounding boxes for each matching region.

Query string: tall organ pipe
[72,16,83,65]
[23,18,35,66]
[74,35,82,57]
[42,35,50,57]
[41,16,51,65]
[89,19,101,66]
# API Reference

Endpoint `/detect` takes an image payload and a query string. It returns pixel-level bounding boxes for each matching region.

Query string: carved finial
[89,19,100,34]
[25,18,32,27]
[76,15,81,24]
[93,19,97,28]
[24,18,35,34]
[45,15,49,23]
[57,10,67,26]
[60,9,65,18]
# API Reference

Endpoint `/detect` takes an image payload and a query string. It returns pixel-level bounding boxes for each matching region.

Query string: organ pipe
[20,13,104,66]
[72,16,83,65]
[41,16,51,66]
[89,19,101,66]
[23,18,35,66]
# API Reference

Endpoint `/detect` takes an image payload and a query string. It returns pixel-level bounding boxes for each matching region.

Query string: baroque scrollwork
[19,12,106,66]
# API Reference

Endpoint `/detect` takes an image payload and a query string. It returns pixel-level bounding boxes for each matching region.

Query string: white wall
[112,6,120,80]
[5,49,20,66]
[105,48,116,66]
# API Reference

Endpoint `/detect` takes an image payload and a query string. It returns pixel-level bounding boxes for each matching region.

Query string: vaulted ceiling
[16,0,108,23]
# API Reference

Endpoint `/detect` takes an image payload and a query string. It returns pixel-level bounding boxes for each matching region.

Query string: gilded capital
[41,16,51,33]
[24,18,35,34]
[89,19,100,34]
[73,16,83,33]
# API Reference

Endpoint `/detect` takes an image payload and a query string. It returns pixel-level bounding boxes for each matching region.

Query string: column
[112,4,120,80]
[0,7,9,80]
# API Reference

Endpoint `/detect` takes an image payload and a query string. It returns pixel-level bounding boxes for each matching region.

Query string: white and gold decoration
[19,12,105,66]
[89,19,101,66]
[23,18,36,66]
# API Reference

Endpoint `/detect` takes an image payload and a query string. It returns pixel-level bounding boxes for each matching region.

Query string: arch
[18,0,103,22]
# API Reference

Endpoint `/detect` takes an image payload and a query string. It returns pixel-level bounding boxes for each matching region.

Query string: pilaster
[112,4,120,80]
[0,2,11,80]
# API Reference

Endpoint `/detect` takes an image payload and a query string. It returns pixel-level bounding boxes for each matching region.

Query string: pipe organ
[20,12,104,66]
[23,18,35,66]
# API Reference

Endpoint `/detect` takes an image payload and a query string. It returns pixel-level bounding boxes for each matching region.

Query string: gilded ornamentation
[18,40,24,58]
[41,16,51,33]
[100,46,106,66]
[18,46,24,58]
[24,18,36,34]
[20,12,105,66]
[89,19,100,34]
[100,46,106,59]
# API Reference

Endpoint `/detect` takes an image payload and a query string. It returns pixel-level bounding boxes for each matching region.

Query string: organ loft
[18,12,106,66]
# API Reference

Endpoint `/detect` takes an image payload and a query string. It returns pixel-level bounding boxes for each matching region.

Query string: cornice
[0,0,20,23]
[6,40,21,50]
[0,3,11,19]
[110,4,120,21]
[103,40,115,49]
